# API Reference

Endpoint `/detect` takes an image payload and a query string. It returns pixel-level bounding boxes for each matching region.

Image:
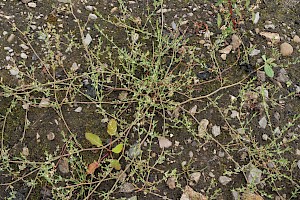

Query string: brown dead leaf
[87,161,99,175]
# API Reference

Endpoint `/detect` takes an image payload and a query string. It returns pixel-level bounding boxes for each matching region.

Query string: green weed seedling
[85,119,124,173]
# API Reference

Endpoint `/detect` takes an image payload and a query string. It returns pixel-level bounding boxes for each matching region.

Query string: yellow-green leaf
[112,143,123,154]
[110,159,121,170]
[264,65,274,78]
[85,132,102,147]
[107,119,117,136]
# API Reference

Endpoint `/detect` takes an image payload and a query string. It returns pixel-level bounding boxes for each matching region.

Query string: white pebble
[88,13,98,20]
[28,2,37,8]
[10,67,19,76]
[20,52,28,59]
[83,33,92,46]
[74,107,82,112]
[20,44,29,50]
[85,6,94,11]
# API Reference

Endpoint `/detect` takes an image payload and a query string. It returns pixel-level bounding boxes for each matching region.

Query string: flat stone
[219,45,232,54]
[28,2,37,8]
[218,176,232,185]
[260,32,280,43]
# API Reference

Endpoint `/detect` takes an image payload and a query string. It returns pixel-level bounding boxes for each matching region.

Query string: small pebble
[218,176,232,185]
[28,2,37,8]
[74,107,82,112]
[212,125,221,137]
[22,147,29,156]
[20,52,28,59]
[262,134,268,141]
[218,151,225,158]
[85,5,94,11]
[47,132,55,141]
[280,42,293,56]
[7,34,15,43]
[88,13,97,20]
[293,35,300,43]
[20,44,29,50]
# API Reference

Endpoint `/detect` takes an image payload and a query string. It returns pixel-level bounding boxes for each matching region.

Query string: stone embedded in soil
[20,44,29,50]
[249,49,260,57]
[58,158,70,174]
[280,42,293,56]
[47,132,55,141]
[118,182,135,193]
[180,185,207,200]
[276,68,289,83]
[83,33,92,46]
[20,52,28,59]
[246,164,262,185]
[212,125,221,137]
[257,71,265,82]
[218,176,232,185]
[253,12,259,24]
[219,45,232,54]
[166,177,176,189]
[232,190,240,200]
[231,34,242,50]
[297,160,300,170]
[7,34,15,43]
[22,147,29,156]
[230,110,239,118]
[88,13,97,20]
[28,2,37,8]
[262,134,268,141]
[259,32,280,43]
[9,67,19,76]
[158,136,172,148]
[220,53,227,60]
[38,97,50,108]
[189,105,197,116]
[198,119,209,138]
[242,192,264,200]
[74,107,82,112]
[259,116,267,129]
[189,172,201,186]
[293,35,300,43]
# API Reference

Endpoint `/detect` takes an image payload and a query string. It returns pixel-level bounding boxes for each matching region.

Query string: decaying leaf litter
[1,0,300,199]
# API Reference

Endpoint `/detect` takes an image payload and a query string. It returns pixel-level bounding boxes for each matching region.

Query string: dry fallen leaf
[87,161,99,175]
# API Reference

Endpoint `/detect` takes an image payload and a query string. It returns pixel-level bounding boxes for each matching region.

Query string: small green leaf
[85,132,102,147]
[110,159,121,170]
[107,119,117,136]
[264,65,274,78]
[217,13,222,28]
[112,143,124,154]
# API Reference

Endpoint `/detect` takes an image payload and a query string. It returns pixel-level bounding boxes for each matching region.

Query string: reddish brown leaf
[87,161,99,175]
